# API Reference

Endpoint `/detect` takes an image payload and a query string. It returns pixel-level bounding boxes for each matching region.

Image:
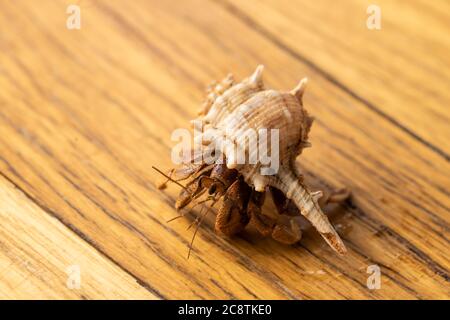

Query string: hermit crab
[155,65,350,256]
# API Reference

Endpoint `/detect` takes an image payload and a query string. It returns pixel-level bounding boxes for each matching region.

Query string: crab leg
[272,167,347,254]
[215,179,251,236]
[248,189,302,245]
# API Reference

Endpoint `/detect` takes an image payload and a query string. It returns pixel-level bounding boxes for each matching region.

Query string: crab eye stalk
[208,184,217,195]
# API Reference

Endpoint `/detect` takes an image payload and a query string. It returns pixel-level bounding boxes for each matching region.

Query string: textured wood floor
[0,0,448,299]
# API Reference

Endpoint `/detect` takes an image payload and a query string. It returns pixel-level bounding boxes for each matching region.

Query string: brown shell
[195,66,346,254]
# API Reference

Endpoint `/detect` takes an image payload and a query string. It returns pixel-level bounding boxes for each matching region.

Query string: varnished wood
[0,175,157,299]
[224,0,450,154]
[0,0,448,299]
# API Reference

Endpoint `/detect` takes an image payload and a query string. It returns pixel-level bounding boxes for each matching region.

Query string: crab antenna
[152,166,187,190]
[187,198,217,259]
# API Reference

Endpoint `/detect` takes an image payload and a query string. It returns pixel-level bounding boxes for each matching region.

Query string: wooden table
[0,0,448,299]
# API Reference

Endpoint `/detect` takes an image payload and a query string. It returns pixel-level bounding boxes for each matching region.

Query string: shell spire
[249,64,264,85]
[290,77,308,102]
[272,167,347,254]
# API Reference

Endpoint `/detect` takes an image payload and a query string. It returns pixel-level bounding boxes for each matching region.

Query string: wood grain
[224,0,450,155]
[0,0,448,299]
[0,175,157,299]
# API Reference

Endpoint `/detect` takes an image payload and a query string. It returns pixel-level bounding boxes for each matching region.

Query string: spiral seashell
[195,65,346,254]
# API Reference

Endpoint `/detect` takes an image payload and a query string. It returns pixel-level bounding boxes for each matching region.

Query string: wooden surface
[0,176,156,299]
[0,0,448,299]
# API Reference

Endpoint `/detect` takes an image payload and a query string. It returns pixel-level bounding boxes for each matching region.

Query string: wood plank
[0,0,448,299]
[0,175,157,299]
[223,0,450,155]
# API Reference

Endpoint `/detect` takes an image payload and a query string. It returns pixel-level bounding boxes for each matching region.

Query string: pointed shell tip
[291,77,308,100]
[250,65,264,84]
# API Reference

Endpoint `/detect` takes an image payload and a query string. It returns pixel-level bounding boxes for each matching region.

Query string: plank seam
[215,0,450,162]
[0,171,165,299]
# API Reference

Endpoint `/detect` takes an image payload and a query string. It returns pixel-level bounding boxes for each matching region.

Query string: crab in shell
[156,65,350,256]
